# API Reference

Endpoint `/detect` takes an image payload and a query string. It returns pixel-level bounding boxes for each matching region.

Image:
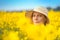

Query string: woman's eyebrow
[39,14,42,15]
[39,13,44,15]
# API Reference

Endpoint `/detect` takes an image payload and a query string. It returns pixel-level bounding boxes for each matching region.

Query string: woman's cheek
[32,17,35,22]
[38,17,43,22]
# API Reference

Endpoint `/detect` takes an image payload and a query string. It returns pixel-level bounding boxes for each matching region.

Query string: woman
[26,6,49,25]
[24,7,57,40]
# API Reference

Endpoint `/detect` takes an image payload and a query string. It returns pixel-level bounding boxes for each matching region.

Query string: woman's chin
[33,21,43,25]
[34,22,40,25]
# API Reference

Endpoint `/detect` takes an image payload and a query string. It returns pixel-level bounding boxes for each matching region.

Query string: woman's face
[32,11,45,24]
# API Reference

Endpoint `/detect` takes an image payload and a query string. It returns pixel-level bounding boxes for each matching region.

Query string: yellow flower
[3,31,19,40]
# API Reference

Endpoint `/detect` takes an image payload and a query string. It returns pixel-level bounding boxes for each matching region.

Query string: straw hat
[33,7,48,17]
[25,6,49,24]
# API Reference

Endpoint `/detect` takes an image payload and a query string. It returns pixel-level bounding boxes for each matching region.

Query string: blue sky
[0,0,60,11]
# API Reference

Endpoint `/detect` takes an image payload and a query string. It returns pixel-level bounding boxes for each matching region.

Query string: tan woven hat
[33,7,48,17]
[25,7,49,24]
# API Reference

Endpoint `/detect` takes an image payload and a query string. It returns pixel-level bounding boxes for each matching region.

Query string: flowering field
[0,10,60,40]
